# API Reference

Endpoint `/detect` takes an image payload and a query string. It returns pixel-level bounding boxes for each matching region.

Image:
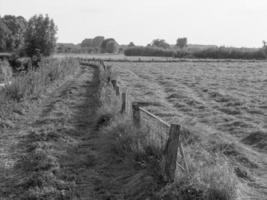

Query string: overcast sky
[0,0,267,47]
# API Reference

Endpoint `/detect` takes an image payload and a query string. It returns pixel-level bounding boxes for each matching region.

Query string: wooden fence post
[120,90,127,113]
[132,102,140,127]
[115,85,120,96]
[163,124,181,182]
[111,80,117,89]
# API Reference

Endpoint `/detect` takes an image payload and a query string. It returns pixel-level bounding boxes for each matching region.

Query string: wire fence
[79,58,189,182]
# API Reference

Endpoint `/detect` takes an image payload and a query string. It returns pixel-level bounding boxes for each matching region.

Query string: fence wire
[139,109,170,150]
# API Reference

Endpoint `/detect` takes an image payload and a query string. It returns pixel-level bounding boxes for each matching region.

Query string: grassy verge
[0,57,80,122]
[94,67,244,200]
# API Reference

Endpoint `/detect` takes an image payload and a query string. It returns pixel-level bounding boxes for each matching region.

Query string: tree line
[0,14,57,57]
[57,36,119,54]
[124,38,267,60]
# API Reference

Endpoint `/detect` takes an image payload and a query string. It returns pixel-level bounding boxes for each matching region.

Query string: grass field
[110,61,267,199]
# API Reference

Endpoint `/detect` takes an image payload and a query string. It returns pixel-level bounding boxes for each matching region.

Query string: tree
[2,15,27,51]
[24,14,57,56]
[176,37,188,48]
[80,36,104,52]
[105,40,119,53]
[101,38,119,53]
[81,38,93,48]
[92,36,104,47]
[0,18,11,51]
[128,42,135,47]
[151,39,170,49]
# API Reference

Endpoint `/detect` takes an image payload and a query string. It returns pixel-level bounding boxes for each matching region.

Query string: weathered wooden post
[115,85,120,96]
[132,102,141,127]
[111,80,117,89]
[163,124,181,182]
[107,66,112,82]
[120,90,127,113]
[102,61,106,71]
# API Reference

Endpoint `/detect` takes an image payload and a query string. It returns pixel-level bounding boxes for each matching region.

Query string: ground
[1,59,266,199]
[0,65,105,199]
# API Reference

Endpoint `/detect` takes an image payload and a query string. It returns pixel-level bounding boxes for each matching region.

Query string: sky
[0,0,267,47]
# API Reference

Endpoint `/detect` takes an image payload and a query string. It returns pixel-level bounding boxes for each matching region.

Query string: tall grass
[0,59,12,83]
[0,57,79,119]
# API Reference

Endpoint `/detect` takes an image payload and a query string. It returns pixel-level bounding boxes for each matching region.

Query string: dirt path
[0,65,104,199]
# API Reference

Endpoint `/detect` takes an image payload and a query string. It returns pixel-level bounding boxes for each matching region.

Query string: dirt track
[0,65,104,199]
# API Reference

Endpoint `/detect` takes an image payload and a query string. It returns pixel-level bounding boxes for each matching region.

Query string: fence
[79,58,188,182]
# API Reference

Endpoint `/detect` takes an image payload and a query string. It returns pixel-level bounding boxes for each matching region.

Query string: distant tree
[92,36,105,47]
[105,40,119,53]
[151,39,170,49]
[101,38,119,53]
[128,42,135,47]
[176,37,188,48]
[81,38,93,48]
[24,14,57,56]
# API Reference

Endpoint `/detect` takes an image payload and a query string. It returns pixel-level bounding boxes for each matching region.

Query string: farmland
[110,61,267,198]
[1,56,266,199]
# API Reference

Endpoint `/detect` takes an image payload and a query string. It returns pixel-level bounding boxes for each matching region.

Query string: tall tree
[92,36,104,47]
[2,15,27,51]
[0,17,11,51]
[81,38,93,48]
[176,38,188,49]
[24,14,57,56]
[151,39,170,49]
[128,42,135,47]
[101,38,119,53]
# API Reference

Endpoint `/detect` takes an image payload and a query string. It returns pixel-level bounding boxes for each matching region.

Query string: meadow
[110,61,267,199]
[1,55,266,199]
